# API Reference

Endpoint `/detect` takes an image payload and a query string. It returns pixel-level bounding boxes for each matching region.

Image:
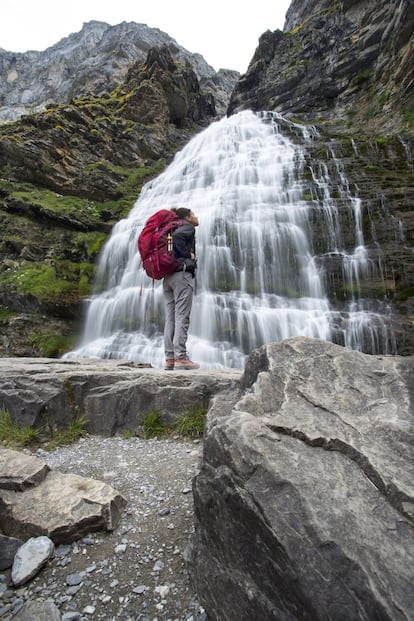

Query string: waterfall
[68,110,397,368]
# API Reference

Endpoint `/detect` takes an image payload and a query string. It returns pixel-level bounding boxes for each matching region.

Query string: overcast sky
[1,0,291,73]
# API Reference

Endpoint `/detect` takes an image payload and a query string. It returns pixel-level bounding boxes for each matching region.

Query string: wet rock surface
[0,435,205,621]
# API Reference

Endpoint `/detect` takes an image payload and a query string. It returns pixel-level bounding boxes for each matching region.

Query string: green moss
[351,69,371,86]
[1,263,77,302]
[0,306,15,320]
[29,333,76,357]
[288,2,341,35]
[394,287,414,302]
[73,232,108,260]
[403,109,414,128]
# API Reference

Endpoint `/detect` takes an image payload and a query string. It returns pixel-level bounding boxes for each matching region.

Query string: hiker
[163,207,200,370]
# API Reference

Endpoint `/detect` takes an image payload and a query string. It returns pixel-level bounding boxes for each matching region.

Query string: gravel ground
[0,435,206,621]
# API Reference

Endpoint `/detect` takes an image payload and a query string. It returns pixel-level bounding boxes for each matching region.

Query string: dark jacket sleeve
[173,222,197,275]
[173,223,195,259]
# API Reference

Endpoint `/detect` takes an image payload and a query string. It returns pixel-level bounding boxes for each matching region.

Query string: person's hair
[172,207,191,219]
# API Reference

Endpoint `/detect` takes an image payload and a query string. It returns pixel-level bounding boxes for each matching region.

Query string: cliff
[228,0,413,135]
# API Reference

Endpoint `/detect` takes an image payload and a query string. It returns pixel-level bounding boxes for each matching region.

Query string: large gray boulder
[0,448,127,544]
[187,337,414,620]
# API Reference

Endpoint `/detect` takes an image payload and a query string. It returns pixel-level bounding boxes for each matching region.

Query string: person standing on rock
[163,207,200,371]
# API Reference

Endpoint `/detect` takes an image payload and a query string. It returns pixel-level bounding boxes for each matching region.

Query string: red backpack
[137,209,183,280]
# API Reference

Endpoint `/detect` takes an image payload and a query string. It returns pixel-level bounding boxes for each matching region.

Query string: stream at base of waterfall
[67,111,398,368]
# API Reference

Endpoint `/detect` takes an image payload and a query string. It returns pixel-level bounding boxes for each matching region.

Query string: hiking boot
[164,359,175,370]
[174,357,200,370]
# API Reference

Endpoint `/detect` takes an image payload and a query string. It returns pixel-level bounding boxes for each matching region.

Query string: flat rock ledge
[0,358,242,436]
[186,336,414,621]
[0,448,126,545]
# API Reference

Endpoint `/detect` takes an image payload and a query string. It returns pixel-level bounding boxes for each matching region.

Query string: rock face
[0,45,216,202]
[0,357,242,436]
[0,448,127,544]
[0,20,239,123]
[228,0,414,135]
[187,336,414,620]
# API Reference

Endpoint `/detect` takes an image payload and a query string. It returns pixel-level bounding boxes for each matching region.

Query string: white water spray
[68,110,396,368]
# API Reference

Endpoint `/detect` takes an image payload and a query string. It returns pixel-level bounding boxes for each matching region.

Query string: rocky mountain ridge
[0,20,239,122]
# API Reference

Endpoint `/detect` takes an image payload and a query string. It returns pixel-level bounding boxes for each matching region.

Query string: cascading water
[68,110,397,368]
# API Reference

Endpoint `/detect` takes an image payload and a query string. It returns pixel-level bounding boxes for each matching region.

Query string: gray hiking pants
[163,270,195,359]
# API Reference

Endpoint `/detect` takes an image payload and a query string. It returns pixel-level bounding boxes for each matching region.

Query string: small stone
[55,545,72,557]
[154,585,170,597]
[66,572,84,586]
[115,544,127,553]
[153,560,164,572]
[85,564,97,573]
[158,508,171,516]
[100,595,111,604]
[11,536,55,587]
[62,613,82,621]
[82,605,95,615]
[133,585,147,594]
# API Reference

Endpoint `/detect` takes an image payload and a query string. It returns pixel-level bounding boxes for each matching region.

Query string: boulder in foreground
[187,337,414,620]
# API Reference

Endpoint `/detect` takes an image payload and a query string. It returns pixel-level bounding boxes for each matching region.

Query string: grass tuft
[173,405,207,438]
[45,415,88,450]
[0,408,40,447]
[142,410,166,439]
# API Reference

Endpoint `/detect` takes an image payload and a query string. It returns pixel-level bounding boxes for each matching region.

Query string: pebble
[0,435,205,620]
[66,573,84,586]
